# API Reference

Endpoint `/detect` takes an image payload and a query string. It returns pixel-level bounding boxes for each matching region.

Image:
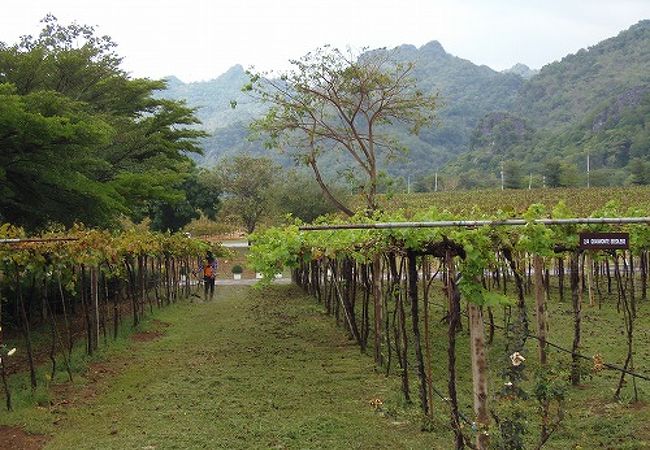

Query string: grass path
[45,285,439,449]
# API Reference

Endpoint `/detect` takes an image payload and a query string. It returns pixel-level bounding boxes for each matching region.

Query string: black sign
[579,232,629,250]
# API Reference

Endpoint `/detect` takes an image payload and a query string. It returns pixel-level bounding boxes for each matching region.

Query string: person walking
[199,252,218,301]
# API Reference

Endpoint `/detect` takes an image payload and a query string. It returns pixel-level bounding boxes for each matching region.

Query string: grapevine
[0,225,221,410]
[249,202,650,449]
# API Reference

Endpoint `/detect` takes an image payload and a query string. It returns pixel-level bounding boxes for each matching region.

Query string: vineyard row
[248,203,650,449]
[0,225,221,413]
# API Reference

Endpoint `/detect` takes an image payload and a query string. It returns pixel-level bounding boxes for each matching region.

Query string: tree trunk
[44,277,57,380]
[0,293,12,410]
[389,254,410,402]
[503,248,528,348]
[17,272,37,389]
[558,256,565,302]
[57,274,73,358]
[606,258,612,294]
[407,251,429,415]
[614,253,637,401]
[125,259,139,327]
[308,158,354,216]
[445,251,464,449]
[570,253,581,385]
[92,266,100,350]
[629,253,636,319]
[533,255,548,366]
[45,279,73,382]
[641,251,647,301]
[422,256,435,417]
[0,355,10,411]
[585,252,594,307]
[468,303,489,449]
[372,254,383,367]
[80,266,93,356]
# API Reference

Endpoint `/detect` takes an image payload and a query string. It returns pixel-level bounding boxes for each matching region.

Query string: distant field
[371,186,650,217]
[187,187,650,237]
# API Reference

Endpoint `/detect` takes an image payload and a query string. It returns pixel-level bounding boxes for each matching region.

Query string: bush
[231,265,243,274]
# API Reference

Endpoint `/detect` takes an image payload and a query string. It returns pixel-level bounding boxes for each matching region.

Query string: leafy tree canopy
[248,45,438,215]
[217,155,279,234]
[0,16,206,230]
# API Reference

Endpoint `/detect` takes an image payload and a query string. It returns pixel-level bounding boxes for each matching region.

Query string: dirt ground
[0,425,48,450]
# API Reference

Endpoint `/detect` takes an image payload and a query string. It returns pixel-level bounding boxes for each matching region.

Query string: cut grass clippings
[3,282,649,449]
[11,285,441,449]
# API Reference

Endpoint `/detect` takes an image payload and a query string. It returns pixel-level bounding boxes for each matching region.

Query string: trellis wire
[301,217,650,381]
[0,237,79,244]
[300,217,650,231]
[422,283,650,382]
[494,321,650,382]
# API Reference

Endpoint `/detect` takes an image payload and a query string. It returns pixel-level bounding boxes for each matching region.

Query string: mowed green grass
[426,284,650,449]
[40,285,440,449]
[3,279,650,449]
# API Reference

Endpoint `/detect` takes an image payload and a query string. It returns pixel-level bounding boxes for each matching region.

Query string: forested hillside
[162,41,524,178]
[162,20,650,189]
[450,20,650,188]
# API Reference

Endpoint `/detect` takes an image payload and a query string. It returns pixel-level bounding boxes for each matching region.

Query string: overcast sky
[2,0,649,83]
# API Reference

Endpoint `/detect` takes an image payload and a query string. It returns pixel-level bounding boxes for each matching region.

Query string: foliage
[449,21,650,188]
[247,201,650,448]
[248,201,650,305]
[216,155,279,234]
[144,167,222,232]
[164,41,523,184]
[248,224,303,283]
[359,186,650,218]
[273,169,348,223]
[164,22,650,190]
[248,45,438,214]
[0,16,206,230]
[0,225,216,293]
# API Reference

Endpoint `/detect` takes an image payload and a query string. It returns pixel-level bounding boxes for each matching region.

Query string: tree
[558,162,581,187]
[274,169,347,222]
[542,160,562,187]
[628,158,649,185]
[503,161,524,189]
[218,155,279,234]
[144,167,222,232]
[248,46,438,215]
[0,83,120,228]
[0,16,205,229]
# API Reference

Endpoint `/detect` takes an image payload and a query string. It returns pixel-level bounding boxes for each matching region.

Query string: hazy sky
[2,0,649,82]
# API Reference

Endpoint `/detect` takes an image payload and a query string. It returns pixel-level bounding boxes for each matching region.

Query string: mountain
[162,41,524,179]
[161,20,650,188]
[502,63,538,79]
[451,20,650,188]
[514,20,650,129]
[358,41,525,178]
[163,65,262,131]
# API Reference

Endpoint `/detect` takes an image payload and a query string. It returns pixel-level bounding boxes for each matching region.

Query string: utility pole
[587,152,591,188]
[434,171,438,192]
[500,162,505,190]
[407,175,411,194]
[528,173,532,190]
